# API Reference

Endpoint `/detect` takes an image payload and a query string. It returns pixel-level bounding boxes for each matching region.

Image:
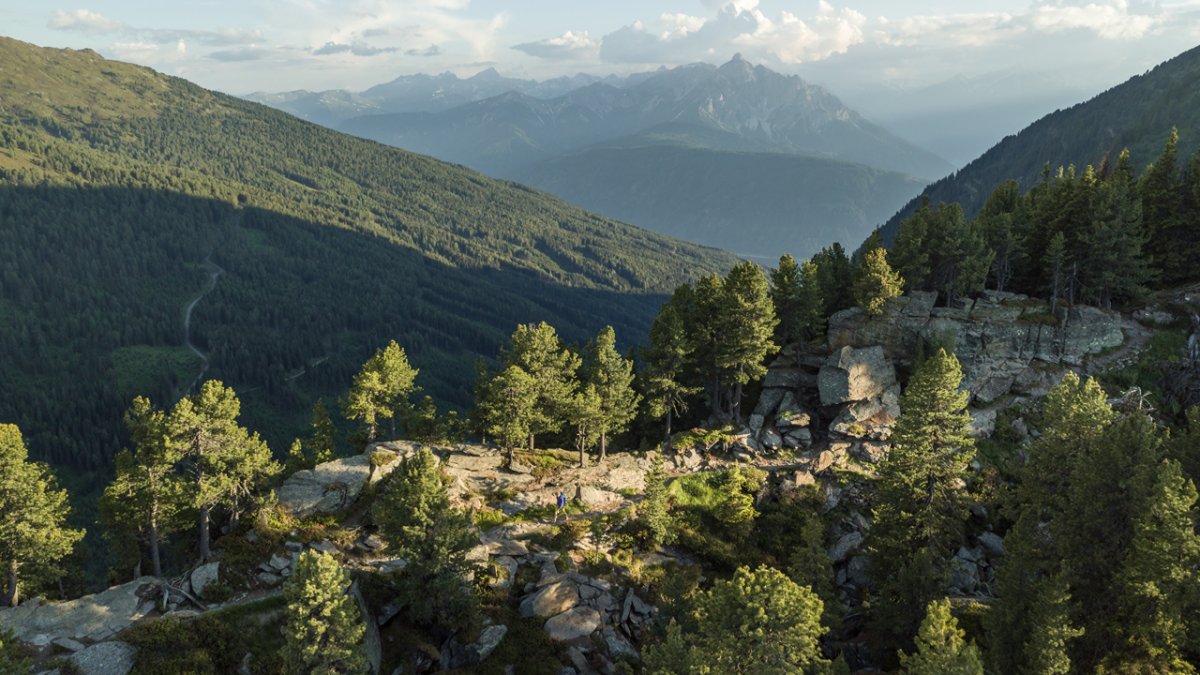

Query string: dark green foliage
[641,291,701,439]
[899,599,984,675]
[636,453,674,548]
[0,36,732,478]
[890,201,991,303]
[853,247,904,315]
[812,243,854,317]
[0,627,30,673]
[372,448,478,635]
[643,565,836,674]
[283,551,368,674]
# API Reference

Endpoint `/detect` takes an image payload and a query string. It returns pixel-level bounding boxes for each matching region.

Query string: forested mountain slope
[0,36,735,471]
[879,43,1200,239]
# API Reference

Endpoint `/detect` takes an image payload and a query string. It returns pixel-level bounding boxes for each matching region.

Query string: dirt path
[183,257,225,395]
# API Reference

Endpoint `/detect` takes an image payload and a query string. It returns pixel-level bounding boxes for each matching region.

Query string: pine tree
[870,350,974,660]
[501,322,581,450]
[283,550,367,675]
[1021,574,1082,675]
[977,180,1022,292]
[345,341,420,441]
[899,599,984,675]
[715,262,779,421]
[476,364,538,464]
[1079,177,1151,308]
[854,247,904,316]
[891,198,933,291]
[0,424,84,607]
[1100,459,1200,673]
[770,254,802,345]
[168,381,279,561]
[812,242,854,316]
[101,396,185,578]
[637,453,674,548]
[644,566,834,674]
[308,399,337,464]
[567,384,604,467]
[284,438,308,475]
[1043,231,1067,314]
[583,326,640,462]
[373,448,478,633]
[642,296,701,440]
[689,273,727,418]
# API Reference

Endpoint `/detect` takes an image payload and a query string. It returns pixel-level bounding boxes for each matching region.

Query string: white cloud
[1031,0,1157,40]
[49,9,122,34]
[513,30,598,60]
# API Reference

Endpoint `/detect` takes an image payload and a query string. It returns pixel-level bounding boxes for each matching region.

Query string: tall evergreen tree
[689,273,727,419]
[308,399,337,464]
[567,384,604,467]
[345,341,420,441]
[853,247,905,316]
[715,262,779,421]
[101,397,185,577]
[1079,176,1151,308]
[870,349,974,659]
[283,550,368,675]
[977,180,1022,292]
[637,453,674,548]
[812,243,854,316]
[1043,231,1068,314]
[1141,127,1185,282]
[373,448,478,633]
[642,295,701,439]
[583,326,640,462]
[500,322,581,450]
[475,364,538,464]
[1101,459,1200,673]
[168,381,279,561]
[899,599,984,675]
[891,198,934,291]
[770,254,802,346]
[0,424,84,606]
[796,259,827,344]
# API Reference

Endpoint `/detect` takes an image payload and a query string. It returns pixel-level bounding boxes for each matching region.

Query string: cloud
[312,41,399,56]
[512,30,598,60]
[48,9,121,34]
[208,47,273,62]
[1031,0,1157,40]
[596,1,863,65]
[406,44,441,57]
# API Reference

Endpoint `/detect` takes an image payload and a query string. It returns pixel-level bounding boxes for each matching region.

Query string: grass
[668,471,729,510]
[672,424,738,451]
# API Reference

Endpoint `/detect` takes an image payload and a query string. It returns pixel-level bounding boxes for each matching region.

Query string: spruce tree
[1141,127,1185,282]
[0,425,84,606]
[977,180,1022,292]
[373,448,478,633]
[567,384,604,467]
[1079,177,1151,308]
[891,198,933,291]
[689,272,727,418]
[501,322,581,450]
[284,438,308,475]
[283,550,367,675]
[854,247,904,316]
[899,599,984,675]
[584,326,640,462]
[1043,231,1068,314]
[812,242,854,316]
[715,262,779,421]
[642,296,701,439]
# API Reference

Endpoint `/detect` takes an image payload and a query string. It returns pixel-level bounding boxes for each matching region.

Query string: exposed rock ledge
[827,290,1124,402]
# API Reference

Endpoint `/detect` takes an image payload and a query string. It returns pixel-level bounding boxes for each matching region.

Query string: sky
[5,0,1200,163]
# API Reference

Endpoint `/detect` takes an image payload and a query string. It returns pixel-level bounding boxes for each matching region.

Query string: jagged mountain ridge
[338,55,952,180]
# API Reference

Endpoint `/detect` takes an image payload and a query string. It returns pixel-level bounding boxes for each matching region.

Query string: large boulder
[819,346,897,405]
[0,578,157,644]
[278,443,419,518]
[69,641,136,675]
[521,580,580,619]
[544,607,601,642]
[189,562,220,598]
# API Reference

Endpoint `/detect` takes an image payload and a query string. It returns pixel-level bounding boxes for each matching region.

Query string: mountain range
[878,44,1200,241]
[252,56,949,260]
[0,36,733,472]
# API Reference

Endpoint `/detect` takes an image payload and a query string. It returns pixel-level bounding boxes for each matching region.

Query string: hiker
[554,490,567,522]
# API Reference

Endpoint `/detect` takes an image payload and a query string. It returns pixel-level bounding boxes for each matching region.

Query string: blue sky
[3,0,1199,98]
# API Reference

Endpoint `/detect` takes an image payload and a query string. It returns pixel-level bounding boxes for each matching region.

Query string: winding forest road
[183,257,225,395]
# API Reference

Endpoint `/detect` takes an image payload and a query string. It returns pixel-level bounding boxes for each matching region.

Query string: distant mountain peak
[470,67,504,81]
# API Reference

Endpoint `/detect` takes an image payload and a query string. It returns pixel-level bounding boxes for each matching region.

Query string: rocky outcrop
[828,290,1123,402]
[277,441,420,517]
[189,562,220,598]
[0,578,158,645]
[68,640,136,675]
